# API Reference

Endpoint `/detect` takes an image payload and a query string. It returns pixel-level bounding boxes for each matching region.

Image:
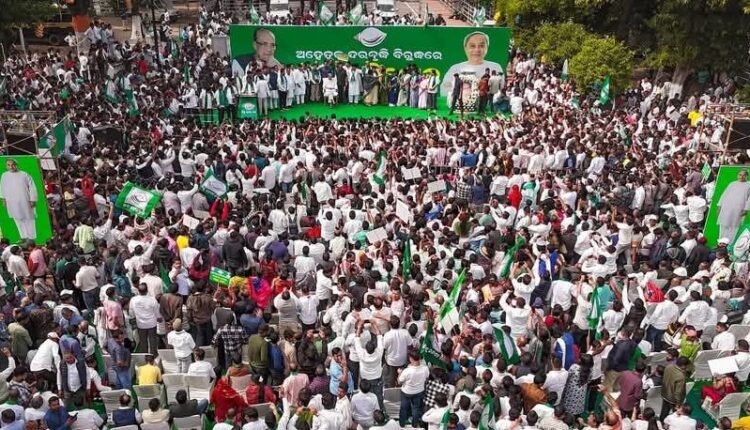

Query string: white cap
[673,267,688,277]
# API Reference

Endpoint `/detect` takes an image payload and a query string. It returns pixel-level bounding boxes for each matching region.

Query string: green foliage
[738,85,750,104]
[526,22,590,66]
[569,36,633,95]
[0,0,56,46]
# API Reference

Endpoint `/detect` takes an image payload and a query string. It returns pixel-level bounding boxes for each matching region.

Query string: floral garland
[458,72,480,113]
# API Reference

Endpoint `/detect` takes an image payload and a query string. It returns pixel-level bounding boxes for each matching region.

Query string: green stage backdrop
[704,165,750,247]
[229,25,511,97]
[0,156,53,245]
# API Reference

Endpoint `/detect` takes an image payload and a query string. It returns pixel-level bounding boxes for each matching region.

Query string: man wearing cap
[29,332,61,389]
[166,319,195,373]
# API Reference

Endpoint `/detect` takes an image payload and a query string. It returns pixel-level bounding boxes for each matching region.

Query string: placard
[396,200,411,223]
[182,214,200,230]
[428,180,446,194]
[366,227,388,244]
[708,356,739,376]
[401,166,421,181]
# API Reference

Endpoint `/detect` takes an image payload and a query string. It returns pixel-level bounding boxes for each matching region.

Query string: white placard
[182,214,200,230]
[396,200,411,223]
[401,167,421,181]
[428,180,446,194]
[708,356,739,376]
[366,227,388,244]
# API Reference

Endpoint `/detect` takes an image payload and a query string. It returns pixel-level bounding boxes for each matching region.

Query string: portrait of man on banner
[0,159,38,241]
[441,31,503,96]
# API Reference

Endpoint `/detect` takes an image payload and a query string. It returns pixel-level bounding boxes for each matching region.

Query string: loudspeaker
[5,131,36,155]
[727,118,750,151]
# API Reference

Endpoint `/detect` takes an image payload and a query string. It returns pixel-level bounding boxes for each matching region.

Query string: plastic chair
[185,374,214,401]
[132,384,165,411]
[383,387,401,419]
[692,349,723,380]
[141,423,171,430]
[254,402,275,421]
[162,373,188,405]
[174,415,203,430]
[644,385,662,416]
[703,392,750,421]
[102,389,131,420]
[728,325,750,341]
[158,348,180,374]
[111,426,140,430]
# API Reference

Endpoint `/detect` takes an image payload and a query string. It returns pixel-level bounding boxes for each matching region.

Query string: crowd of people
[0,4,750,430]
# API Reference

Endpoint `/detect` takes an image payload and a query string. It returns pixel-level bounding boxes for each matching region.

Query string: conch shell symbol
[354,28,387,47]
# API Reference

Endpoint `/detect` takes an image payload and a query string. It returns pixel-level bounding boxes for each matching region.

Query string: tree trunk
[670,65,692,99]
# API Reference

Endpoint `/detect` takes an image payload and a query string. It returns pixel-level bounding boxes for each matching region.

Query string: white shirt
[648,300,679,330]
[398,364,429,395]
[30,339,61,372]
[355,334,384,380]
[678,300,711,331]
[383,329,412,367]
[664,413,696,430]
[712,331,736,351]
[188,360,216,380]
[350,392,379,425]
[57,360,90,393]
[129,294,160,329]
[297,295,319,325]
[550,280,576,311]
[542,369,568,405]
[735,351,750,381]
[167,330,196,359]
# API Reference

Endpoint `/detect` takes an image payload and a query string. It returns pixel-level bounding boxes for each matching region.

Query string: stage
[263,102,503,121]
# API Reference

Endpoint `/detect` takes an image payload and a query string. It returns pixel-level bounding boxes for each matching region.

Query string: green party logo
[354,28,387,47]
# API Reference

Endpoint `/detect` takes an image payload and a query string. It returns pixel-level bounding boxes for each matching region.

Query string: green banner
[0,156,53,245]
[209,267,232,285]
[229,25,511,98]
[237,95,258,120]
[704,165,750,247]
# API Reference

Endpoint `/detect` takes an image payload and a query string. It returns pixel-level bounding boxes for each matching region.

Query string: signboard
[0,156,53,244]
[209,267,232,285]
[703,165,750,247]
[237,95,259,120]
[229,25,512,98]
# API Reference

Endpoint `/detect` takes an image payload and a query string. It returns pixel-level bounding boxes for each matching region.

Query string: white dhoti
[0,169,38,240]
[718,180,750,242]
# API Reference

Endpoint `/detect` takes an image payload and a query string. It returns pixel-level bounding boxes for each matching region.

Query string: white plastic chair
[111,426,140,430]
[644,385,662,416]
[132,384,165,412]
[162,373,188,405]
[703,392,750,421]
[728,325,750,341]
[141,423,171,430]
[174,415,203,430]
[230,374,252,394]
[102,389,131,420]
[199,346,218,368]
[383,387,401,419]
[185,374,214,401]
[646,351,668,369]
[692,349,723,380]
[158,349,180,374]
[685,382,695,396]
[254,402,275,420]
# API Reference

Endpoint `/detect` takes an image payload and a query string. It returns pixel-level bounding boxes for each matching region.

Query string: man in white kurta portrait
[0,159,38,240]
[717,169,750,242]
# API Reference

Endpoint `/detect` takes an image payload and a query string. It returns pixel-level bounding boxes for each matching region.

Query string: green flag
[40,116,72,156]
[570,95,580,110]
[372,151,387,186]
[587,286,603,330]
[183,62,191,84]
[209,267,232,285]
[249,2,261,24]
[126,90,140,117]
[318,2,335,25]
[0,78,6,98]
[494,324,519,365]
[499,235,525,278]
[115,182,161,218]
[472,6,485,26]
[701,162,711,181]
[419,320,447,368]
[200,169,228,199]
[438,269,465,334]
[348,1,365,25]
[159,264,172,293]
[561,58,569,82]
[402,239,412,281]
[478,394,495,430]
[599,76,611,105]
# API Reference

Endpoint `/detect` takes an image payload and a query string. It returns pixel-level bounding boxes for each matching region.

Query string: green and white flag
[402,238,412,281]
[499,235,525,278]
[39,116,72,156]
[0,78,7,97]
[570,95,580,110]
[348,2,365,25]
[183,62,192,84]
[701,162,711,181]
[126,90,140,117]
[478,394,495,430]
[209,267,232,285]
[599,76,611,105]
[438,269,465,335]
[318,3,335,25]
[587,286,603,330]
[472,6,485,26]
[372,151,387,186]
[561,58,569,82]
[249,2,261,24]
[115,182,161,218]
[730,224,750,262]
[200,170,228,199]
[419,320,447,368]
[494,323,519,365]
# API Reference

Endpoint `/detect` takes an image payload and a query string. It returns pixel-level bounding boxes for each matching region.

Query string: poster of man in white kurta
[717,169,750,242]
[0,159,38,240]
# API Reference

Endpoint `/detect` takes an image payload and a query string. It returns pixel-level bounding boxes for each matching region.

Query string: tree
[521,22,590,66]
[0,0,55,45]
[569,35,633,95]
